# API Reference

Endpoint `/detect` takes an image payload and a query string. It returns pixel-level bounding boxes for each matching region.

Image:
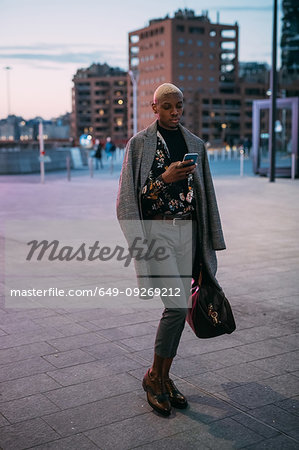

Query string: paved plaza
[0,162,298,449]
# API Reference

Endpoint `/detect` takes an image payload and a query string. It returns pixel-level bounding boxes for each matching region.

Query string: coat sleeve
[116,138,154,298]
[202,143,226,251]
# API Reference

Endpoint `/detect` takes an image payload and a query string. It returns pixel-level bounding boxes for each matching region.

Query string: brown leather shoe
[164,378,188,409]
[142,369,171,416]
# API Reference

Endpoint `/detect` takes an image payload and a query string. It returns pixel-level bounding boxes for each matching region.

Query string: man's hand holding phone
[161,153,198,183]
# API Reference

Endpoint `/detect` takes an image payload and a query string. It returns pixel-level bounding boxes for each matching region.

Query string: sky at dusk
[0,0,281,120]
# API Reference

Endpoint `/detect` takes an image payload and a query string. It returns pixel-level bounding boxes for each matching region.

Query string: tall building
[72,63,127,145]
[128,9,268,146]
[281,0,299,75]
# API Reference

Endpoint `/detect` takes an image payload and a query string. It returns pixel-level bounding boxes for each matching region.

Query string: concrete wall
[0,147,74,174]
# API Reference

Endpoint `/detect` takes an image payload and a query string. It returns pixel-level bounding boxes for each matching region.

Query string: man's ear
[151,102,158,114]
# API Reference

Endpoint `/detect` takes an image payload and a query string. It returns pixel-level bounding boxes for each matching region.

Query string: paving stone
[46,332,108,352]
[243,434,299,449]
[176,336,240,357]
[275,396,299,417]
[45,372,141,409]
[82,341,129,359]
[202,417,265,448]
[231,412,280,439]
[0,417,59,450]
[84,410,204,450]
[235,326,293,344]
[0,393,59,423]
[0,373,60,402]
[117,334,155,351]
[0,341,57,365]
[238,340,296,359]
[180,391,237,423]
[97,322,157,341]
[43,392,146,436]
[260,374,299,397]
[167,353,225,378]
[185,371,238,394]
[0,329,65,350]
[0,412,9,426]
[248,404,299,433]
[31,434,99,450]
[43,348,96,368]
[251,351,299,375]
[45,361,112,386]
[217,381,285,409]
[0,356,55,382]
[213,362,273,383]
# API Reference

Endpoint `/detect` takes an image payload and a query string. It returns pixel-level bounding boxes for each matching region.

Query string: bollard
[228,148,232,160]
[66,155,71,181]
[221,148,225,161]
[291,153,296,180]
[240,149,244,177]
[89,157,94,178]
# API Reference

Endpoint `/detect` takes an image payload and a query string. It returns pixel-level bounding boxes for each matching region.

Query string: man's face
[152,93,184,130]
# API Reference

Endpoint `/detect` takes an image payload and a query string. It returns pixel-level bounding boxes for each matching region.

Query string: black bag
[186,270,236,339]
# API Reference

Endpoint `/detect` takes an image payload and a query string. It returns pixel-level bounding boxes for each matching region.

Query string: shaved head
[153,83,183,103]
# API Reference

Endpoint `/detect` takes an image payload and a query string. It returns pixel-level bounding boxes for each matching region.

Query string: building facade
[72,63,128,146]
[128,9,269,146]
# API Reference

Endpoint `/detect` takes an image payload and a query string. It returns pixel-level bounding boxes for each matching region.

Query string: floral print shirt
[141,130,196,218]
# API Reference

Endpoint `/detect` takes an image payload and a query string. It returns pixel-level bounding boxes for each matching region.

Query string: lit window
[179,75,185,81]
[118,99,124,105]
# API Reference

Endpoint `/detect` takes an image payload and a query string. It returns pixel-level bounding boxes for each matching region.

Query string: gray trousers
[144,219,197,358]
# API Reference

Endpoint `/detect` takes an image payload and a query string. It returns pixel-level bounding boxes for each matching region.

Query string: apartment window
[179,50,184,56]
[188,39,193,44]
[179,75,185,81]
[210,42,215,48]
[179,62,185,68]
[189,26,205,34]
[197,40,203,46]
[178,38,185,44]
[188,75,193,80]
[210,30,216,37]
[197,76,203,81]
[177,25,185,32]
[197,63,203,69]
[203,99,209,104]
[187,63,193,68]
[209,54,215,60]
[209,64,215,70]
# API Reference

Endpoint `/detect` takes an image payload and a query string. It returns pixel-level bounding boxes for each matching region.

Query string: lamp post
[129,69,139,135]
[4,66,12,116]
[269,0,278,182]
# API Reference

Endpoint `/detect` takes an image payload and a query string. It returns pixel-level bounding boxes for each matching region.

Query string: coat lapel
[140,121,158,189]
[179,125,205,195]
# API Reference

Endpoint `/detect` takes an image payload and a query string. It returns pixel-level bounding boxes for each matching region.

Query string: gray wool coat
[116,120,226,292]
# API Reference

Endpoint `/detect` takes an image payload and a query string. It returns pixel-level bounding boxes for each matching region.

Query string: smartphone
[182,153,198,166]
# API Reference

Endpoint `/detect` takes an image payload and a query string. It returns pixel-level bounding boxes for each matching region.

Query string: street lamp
[4,66,12,116]
[129,69,139,135]
[269,0,278,182]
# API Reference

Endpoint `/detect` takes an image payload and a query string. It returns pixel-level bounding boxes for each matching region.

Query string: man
[117,83,225,416]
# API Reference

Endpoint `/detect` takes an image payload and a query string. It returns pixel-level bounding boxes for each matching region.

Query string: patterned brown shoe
[142,369,171,416]
[164,378,188,409]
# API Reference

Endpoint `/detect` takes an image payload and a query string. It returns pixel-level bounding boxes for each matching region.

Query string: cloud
[208,5,272,11]
[0,46,127,68]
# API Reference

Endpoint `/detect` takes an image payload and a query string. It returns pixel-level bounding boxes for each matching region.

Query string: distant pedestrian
[105,137,116,174]
[94,139,104,169]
